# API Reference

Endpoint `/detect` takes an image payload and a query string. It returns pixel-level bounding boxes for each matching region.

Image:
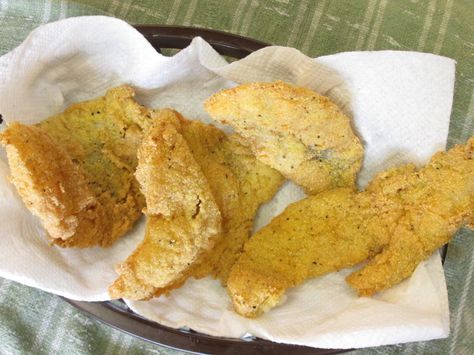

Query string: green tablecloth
[0,1,472,354]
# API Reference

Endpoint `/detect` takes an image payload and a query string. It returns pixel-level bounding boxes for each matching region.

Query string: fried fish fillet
[109,111,223,300]
[205,81,364,194]
[346,138,474,296]
[177,115,284,285]
[227,138,473,317]
[0,86,151,247]
[109,109,283,300]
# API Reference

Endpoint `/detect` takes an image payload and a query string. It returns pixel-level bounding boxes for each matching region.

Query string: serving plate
[65,25,448,354]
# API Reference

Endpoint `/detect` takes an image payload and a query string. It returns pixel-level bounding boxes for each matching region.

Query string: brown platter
[64,25,448,355]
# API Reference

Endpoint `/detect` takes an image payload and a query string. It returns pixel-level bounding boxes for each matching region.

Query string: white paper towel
[0,16,455,348]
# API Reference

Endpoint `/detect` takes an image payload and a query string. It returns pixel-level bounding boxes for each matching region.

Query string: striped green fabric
[0,1,472,354]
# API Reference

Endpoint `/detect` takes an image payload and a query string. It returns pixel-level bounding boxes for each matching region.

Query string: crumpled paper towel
[0,16,455,348]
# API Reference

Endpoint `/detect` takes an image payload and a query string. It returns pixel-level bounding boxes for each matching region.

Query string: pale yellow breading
[0,123,104,244]
[205,81,364,194]
[346,138,474,295]
[109,109,283,300]
[227,138,473,317]
[177,117,284,285]
[0,86,151,247]
[109,111,223,300]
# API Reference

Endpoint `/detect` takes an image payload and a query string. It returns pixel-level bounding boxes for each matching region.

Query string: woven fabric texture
[0,1,472,354]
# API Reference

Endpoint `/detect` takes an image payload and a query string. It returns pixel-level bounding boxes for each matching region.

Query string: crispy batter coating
[227,138,473,317]
[205,81,364,194]
[346,138,474,295]
[109,110,283,300]
[109,111,222,300]
[177,116,284,285]
[0,86,151,247]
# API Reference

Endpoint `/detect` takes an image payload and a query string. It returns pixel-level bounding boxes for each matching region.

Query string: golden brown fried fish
[0,86,151,247]
[109,110,283,300]
[178,115,284,285]
[109,111,223,300]
[346,138,474,295]
[205,81,364,194]
[227,138,473,317]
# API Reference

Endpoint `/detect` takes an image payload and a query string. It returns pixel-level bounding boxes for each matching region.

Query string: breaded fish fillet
[109,110,283,300]
[227,138,473,317]
[177,116,284,285]
[109,111,223,300]
[0,86,151,247]
[205,81,364,194]
[346,138,474,296]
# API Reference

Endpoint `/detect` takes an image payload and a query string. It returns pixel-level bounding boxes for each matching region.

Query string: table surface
[0,1,472,354]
